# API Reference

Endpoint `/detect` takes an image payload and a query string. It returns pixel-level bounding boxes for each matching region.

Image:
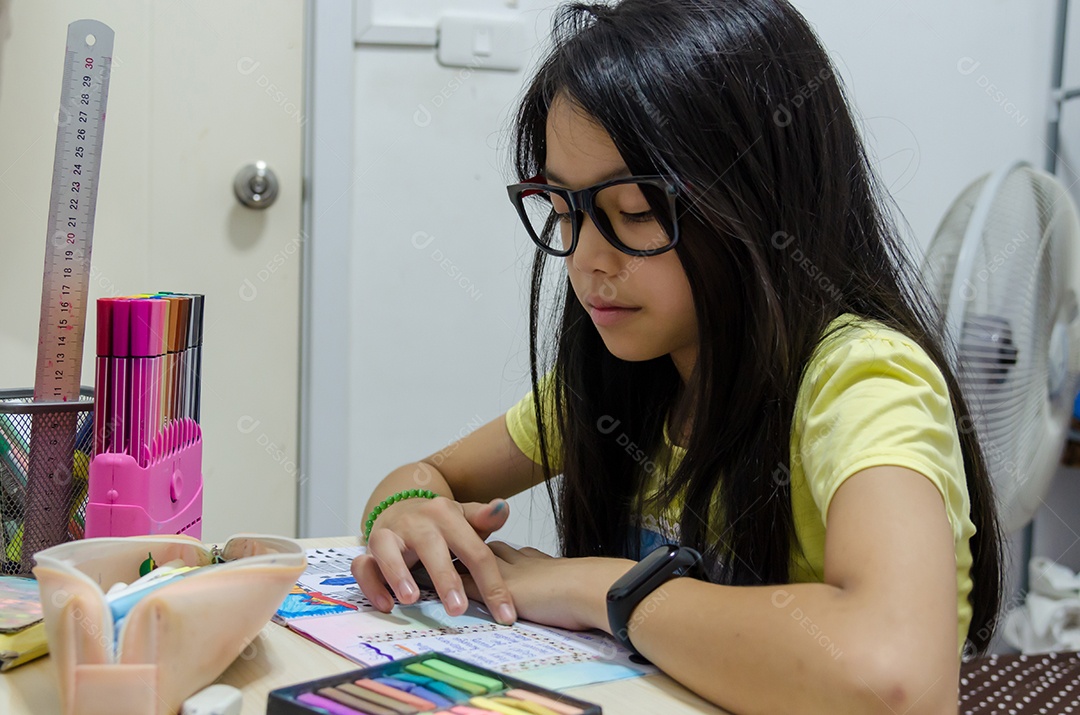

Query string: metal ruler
[23,19,114,566]
[34,19,113,402]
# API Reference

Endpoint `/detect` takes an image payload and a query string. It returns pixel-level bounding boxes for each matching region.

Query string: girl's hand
[459,542,635,632]
[351,496,517,624]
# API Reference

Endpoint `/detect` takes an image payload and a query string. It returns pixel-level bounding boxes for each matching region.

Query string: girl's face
[545,95,699,381]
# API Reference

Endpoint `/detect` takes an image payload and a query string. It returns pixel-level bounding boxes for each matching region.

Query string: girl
[352,1,1003,712]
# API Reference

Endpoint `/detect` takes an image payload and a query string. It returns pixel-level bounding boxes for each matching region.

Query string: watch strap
[607,545,704,660]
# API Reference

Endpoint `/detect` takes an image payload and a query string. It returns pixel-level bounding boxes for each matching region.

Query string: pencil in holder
[0,387,94,576]
[85,418,203,539]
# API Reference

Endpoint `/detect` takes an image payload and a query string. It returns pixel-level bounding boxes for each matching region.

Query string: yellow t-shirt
[505,313,975,654]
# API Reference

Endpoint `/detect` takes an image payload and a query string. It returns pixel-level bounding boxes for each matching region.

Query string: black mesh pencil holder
[0,388,94,576]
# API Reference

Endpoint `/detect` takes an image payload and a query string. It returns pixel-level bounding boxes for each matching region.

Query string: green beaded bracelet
[363,489,438,542]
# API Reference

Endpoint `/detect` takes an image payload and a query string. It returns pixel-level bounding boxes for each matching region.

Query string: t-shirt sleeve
[505,371,564,473]
[796,327,971,542]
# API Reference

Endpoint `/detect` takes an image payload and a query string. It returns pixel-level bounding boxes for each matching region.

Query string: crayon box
[267,652,602,715]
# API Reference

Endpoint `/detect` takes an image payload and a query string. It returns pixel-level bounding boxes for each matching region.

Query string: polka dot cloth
[961,652,1080,713]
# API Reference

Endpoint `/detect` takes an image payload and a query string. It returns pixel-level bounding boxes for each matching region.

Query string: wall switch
[437,13,528,72]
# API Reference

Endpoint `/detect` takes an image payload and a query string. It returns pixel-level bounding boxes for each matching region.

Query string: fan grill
[922,165,1080,532]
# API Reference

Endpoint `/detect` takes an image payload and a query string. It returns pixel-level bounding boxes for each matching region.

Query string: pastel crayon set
[267,653,602,715]
[85,293,204,539]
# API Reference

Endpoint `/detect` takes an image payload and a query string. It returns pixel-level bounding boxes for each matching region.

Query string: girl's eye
[554,211,573,224]
[620,210,656,224]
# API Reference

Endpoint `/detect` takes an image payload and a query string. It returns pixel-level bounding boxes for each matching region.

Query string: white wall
[797,1,1054,247]
[345,0,1080,607]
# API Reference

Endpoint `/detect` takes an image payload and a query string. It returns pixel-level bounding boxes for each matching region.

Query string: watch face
[607,544,679,601]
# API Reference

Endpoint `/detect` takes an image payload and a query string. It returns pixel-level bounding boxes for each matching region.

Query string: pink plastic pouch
[32,533,306,715]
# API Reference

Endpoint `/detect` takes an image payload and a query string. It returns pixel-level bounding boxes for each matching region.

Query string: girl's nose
[570,212,623,275]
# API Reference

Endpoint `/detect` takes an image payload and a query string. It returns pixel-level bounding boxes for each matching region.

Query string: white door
[0,0,303,541]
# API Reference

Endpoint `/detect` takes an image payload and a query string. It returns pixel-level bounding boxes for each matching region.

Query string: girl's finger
[411,534,470,617]
[449,536,517,625]
[365,529,422,605]
[351,553,396,612]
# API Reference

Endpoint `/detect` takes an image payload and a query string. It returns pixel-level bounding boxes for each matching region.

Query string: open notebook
[274,546,654,690]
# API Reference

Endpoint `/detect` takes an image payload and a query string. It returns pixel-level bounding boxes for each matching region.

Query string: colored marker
[109,299,131,455]
[94,298,113,455]
[152,293,184,425]
[149,298,169,451]
[129,300,151,466]
[173,294,191,421]
[189,294,204,421]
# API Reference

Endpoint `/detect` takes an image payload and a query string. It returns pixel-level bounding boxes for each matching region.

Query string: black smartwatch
[607,544,705,663]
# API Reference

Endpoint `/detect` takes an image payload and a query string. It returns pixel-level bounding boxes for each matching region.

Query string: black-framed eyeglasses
[506,174,680,257]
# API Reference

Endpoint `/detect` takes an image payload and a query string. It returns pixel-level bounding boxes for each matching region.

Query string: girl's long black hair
[514,0,1002,653]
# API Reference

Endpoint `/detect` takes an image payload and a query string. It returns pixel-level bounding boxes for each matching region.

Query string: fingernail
[447,589,466,613]
[398,580,417,600]
[490,500,505,514]
[496,603,516,625]
[375,594,393,611]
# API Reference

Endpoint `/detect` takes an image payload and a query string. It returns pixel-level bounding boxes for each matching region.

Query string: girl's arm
[504,465,960,715]
[360,414,546,517]
[619,465,957,714]
[354,414,546,622]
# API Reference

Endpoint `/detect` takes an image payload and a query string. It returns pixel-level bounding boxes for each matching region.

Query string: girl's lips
[588,305,640,327]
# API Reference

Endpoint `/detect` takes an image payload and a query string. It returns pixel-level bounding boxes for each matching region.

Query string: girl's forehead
[545,95,629,188]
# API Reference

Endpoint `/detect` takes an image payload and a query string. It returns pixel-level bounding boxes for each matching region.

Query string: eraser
[181,684,242,715]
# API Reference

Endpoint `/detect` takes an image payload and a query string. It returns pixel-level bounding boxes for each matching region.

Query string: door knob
[233,161,279,209]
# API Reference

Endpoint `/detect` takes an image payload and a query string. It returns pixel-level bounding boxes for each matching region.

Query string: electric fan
[921,161,1080,536]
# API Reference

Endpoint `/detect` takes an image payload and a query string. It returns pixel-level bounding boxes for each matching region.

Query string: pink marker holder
[85,419,203,538]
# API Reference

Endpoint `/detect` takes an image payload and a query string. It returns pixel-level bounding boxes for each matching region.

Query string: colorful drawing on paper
[276,546,439,621]
[276,583,360,620]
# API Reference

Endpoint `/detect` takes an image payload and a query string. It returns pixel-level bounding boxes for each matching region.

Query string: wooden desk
[2,537,727,714]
